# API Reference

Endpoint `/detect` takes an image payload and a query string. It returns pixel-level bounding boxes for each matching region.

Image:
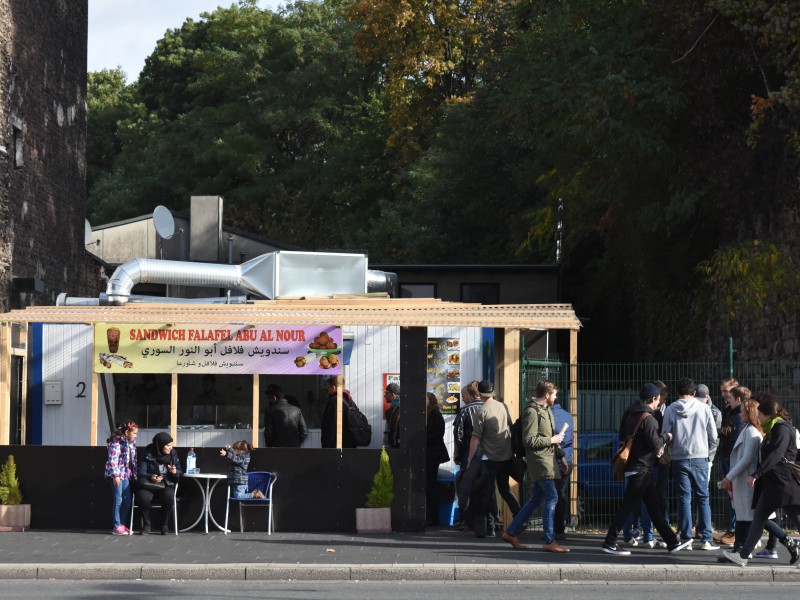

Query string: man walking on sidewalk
[601,383,692,556]
[662,377,719,550]
[500,380,569,553]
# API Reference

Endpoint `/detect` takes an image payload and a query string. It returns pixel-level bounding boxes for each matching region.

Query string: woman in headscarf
[136,431,182,535]
[723,398,800,566]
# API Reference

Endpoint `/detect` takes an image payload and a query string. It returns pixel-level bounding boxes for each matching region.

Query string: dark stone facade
[0,0,102,313]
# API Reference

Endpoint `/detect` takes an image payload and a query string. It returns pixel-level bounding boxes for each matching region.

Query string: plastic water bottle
[187,448,196,474]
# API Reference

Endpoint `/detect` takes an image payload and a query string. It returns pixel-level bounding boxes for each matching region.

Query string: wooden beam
[90,374,99,446]
[335,375,343,449]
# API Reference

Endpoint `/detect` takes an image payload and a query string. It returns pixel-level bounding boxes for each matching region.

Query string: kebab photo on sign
[294,331,341,369]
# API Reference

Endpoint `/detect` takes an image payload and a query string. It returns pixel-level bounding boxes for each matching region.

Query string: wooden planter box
[355,507,391,534]
[0,504,31,532]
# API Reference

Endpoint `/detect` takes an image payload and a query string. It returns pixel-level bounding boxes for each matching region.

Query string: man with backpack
[384,383,401,448]
[465,380,521,536]
[321,375,371,448]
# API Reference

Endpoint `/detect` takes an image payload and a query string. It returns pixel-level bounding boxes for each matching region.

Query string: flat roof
[0,298,581,330]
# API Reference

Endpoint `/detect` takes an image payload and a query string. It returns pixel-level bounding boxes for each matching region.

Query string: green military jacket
[521,398,565,481]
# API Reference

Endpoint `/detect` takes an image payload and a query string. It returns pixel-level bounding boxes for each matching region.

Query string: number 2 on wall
[76,381,86,398]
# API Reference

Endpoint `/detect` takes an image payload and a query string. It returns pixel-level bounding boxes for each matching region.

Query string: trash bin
[437,467,460,526]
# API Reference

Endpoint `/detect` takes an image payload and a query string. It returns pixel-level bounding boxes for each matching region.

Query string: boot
[780,536,799,565]
[140,514,151,535]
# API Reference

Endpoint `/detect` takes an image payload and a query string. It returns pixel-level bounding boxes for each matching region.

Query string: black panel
[395,326,428,532]
[0,446,386,532]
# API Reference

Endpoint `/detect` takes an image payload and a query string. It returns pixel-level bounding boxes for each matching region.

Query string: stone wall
[0,0,102,313]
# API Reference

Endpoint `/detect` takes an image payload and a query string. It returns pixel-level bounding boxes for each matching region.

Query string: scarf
[153,432,174,464]
[762,416,784,438]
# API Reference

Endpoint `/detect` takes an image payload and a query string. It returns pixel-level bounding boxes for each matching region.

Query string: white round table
[180,472,229,533]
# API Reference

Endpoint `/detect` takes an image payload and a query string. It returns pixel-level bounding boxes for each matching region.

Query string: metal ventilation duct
[104,251,396,305]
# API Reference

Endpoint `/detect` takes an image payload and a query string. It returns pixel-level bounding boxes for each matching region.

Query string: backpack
[345,399,372,447]
[503,403,525,458]
[510,418,525,459]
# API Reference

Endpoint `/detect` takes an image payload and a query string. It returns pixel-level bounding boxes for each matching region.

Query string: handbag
[783,457,800,486]
[136,478,166,492]
[611,413,651,482]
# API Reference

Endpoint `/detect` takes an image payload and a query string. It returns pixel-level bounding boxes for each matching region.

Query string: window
[12,125,24,168]
[461,283,499,304]
[399,283,435,298]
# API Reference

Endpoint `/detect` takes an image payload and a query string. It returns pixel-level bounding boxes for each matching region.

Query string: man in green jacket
[501,379,569,553]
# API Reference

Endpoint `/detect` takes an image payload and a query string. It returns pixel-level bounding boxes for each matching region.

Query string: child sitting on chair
[219,440,264,498]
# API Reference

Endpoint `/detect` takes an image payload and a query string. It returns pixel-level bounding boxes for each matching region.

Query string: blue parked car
[576,432,624,503]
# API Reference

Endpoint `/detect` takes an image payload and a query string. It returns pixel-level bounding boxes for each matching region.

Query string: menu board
[427,337,460,415]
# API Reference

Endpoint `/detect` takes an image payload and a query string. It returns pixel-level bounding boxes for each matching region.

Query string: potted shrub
[0,455,30,532]
[356,446,393,533]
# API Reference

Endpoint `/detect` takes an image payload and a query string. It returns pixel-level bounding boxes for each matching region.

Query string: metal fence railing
[516,358,800,534]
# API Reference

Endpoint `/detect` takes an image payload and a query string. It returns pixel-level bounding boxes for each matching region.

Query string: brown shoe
[501,532,528,550]
[543,540,570,553]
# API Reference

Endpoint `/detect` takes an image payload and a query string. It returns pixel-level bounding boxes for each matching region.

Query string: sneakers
[643,539,668,549]
[754,548,778,559]
[714,530,736,546]
[601,543,631,556]
[621,537,639,547]
[699,541,720,551]
[722,549,748,567]
[252,490,265,499]
[111,525,128,536]
[668,539,693,554]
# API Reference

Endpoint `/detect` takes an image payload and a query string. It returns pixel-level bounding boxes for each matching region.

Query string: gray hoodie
[662,397,718,460]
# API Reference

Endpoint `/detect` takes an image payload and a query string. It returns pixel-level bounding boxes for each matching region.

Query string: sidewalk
[0,528,797,581]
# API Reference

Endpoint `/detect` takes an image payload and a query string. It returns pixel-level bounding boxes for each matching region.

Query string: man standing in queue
[601,383,692,555]
[500,379,569,553]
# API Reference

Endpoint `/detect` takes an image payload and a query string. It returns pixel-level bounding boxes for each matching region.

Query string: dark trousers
[425,459,440,525]
[741,499,800,556]
[136,486,176,531]
[487,459,521,517]
[654,463,670,525]
[554,464,572,535]
[604,470,680,548]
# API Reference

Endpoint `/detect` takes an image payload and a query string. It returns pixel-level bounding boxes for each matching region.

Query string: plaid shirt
[223,448,250,486]
[104,435,137,480]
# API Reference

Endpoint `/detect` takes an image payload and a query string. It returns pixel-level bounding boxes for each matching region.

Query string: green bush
[0,455,23,505]
[366,447,393,508]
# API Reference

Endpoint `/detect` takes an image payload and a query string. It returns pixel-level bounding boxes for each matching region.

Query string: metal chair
[224,471,276,534]
[130,481,180,535]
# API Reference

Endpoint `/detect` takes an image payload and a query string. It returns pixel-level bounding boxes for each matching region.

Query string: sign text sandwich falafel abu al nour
[94,324,342,375]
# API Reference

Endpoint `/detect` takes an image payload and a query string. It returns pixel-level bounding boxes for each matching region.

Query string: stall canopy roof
[0,298,581,330]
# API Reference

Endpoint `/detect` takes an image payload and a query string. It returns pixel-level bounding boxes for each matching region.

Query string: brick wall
[0,0,102,313]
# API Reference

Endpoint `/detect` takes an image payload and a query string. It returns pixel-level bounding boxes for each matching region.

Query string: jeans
[604,470,679,548]
[233,484,257,499]
[110,477,132,528]
[672,458,712,543]
[506,479,558,543]
[554,464,572,535]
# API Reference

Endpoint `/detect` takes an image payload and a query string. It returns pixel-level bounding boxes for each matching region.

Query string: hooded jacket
[662,397,718,460]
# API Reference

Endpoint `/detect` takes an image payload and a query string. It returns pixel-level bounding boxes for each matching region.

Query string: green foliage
[365,447,393,508]
[697,240,800,322]
[0,455,23,506]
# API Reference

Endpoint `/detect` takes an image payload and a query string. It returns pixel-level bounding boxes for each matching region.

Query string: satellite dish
[84,219,93,245]
[153,205,175,239]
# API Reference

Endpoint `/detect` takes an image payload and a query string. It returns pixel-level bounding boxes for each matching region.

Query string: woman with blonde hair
[720,396,762,554]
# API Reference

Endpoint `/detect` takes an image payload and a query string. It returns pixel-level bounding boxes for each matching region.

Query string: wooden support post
[251,374,260,448]
[499,328,522,530]
[170,373,178,442]
[90,374,99,446]
[569,329,579,526]
[335,375,343,449]
[18,324,28,445]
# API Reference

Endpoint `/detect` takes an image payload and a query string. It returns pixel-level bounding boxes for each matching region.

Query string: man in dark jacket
[601,383,692,556]
[321,375,357,448]
[264,384,308,448]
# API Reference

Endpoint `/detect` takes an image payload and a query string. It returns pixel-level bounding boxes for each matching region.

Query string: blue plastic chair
[224,471,277,534]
